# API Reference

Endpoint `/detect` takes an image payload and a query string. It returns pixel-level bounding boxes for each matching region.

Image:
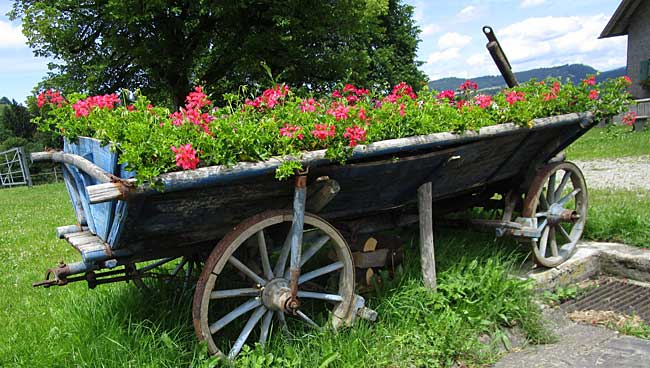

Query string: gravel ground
[573,156,650,190]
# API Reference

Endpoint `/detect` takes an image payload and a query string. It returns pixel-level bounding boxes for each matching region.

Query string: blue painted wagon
[31,111,593,357]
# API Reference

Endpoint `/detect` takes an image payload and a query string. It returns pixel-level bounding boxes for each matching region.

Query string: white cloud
[458,5,476,17]
[421,23,440,37]
[466,53,489,67]
[438,32,472,50]
[426,48,461,64]
[520,0,546,8]
[0,21,27,48]
[497,14,626,71]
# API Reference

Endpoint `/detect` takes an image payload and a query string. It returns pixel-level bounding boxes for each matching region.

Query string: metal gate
[0,147,32,188]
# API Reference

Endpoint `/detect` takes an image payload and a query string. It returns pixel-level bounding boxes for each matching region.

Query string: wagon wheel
[523,162,587,267]
[193,210,356,359]
[128,255,204,290]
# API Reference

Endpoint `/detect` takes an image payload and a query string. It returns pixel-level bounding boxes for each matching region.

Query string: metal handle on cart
[31,151,134,203]
[483,26,519,88]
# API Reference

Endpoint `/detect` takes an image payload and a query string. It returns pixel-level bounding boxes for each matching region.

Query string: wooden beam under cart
[418,182,437,290]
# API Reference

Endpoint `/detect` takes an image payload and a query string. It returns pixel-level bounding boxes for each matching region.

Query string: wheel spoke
[535,212,548,217]
[273,236,292,277]
[183,260,194,289]
[259,310,273,344]
[229,256,266,286]
[554,171,571,201]
[537,218,548,231]
[295,310,319,328]
[550,227,559,256]
[257,230,273,280]
[210,288,260,300]
[538,226,549,257]
[284,234,331,278]
[170,257,189,277]
[228,306,267,359]
[275,310,286,329]
[298,261,343,284]
[558,188,581,206]
[209,298,261,334]
[557,224,572,242]
[539,193,549,210]
[547,173,556,203]
[297,291,343,302]
[300,235,330,267]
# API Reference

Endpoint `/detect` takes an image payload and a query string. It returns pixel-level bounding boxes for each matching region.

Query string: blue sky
[1,0,627,103]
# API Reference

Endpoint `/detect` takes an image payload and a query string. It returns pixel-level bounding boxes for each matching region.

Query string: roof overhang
[600,0,642,38]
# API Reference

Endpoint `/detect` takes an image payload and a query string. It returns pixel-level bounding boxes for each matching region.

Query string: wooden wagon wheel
[523,162,588,267]
[193,210,356,358]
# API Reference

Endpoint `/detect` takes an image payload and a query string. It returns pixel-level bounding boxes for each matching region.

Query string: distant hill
[428,64,626,93]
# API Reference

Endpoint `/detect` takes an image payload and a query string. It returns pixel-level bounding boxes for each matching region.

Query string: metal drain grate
[561,279,650,322]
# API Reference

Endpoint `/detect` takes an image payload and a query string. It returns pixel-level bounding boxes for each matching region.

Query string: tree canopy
[11,0,426,107]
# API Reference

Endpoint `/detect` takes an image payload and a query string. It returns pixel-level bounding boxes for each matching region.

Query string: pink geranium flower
[171,144,199,170]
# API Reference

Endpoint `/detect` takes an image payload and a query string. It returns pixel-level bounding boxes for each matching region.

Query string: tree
[1,100,34,139]
[11,0,426,106]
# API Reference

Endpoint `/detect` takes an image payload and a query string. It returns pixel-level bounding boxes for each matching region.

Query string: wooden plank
[418,182,436,290]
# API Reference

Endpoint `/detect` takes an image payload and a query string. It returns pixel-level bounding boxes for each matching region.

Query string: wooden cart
[31,111,593,358]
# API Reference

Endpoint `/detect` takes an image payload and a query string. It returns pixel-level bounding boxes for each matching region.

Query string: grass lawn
[565,125,650,161]
[1,184,549,368]
[584,189,650,247]
[1,179,647,367]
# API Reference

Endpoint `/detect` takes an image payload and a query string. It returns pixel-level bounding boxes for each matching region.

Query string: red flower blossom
[171,144,199,170]
[343,126,366,147]
[437,90,455,101]
[300,98,317,113]
[37,89,65,108]
[622,76,633,86]
[332,90,342,98]
[459,80,478,91]
[622,112,638,126]
[185,86,211,110]
[355,88,369,96]
[327,103,350,121]
[280,124,304,140]
[399,103,406,116]
[358,108,368,121]
[311,124,336,140]
[475,95,492,109]
[543,82,562,101]
[505,91,526,106]
[389,82,417,101]
[588,90,600,100]
[72,94,120,118]
[246,85,289,110]
[456,100,467,110]
[126,104,136,111]
[583,75,596,86]
[346,95,359,104]
[343,84,357,93]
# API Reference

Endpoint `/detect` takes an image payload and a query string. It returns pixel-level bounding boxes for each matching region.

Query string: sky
[0,0,628,103]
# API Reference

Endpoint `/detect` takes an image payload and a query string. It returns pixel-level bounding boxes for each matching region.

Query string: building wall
[627,0,650,99]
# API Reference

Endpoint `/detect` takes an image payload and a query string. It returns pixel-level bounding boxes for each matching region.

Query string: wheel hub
[547,203,578,225]
[261,278,292,312]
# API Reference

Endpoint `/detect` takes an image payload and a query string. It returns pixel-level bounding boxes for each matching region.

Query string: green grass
[0,184,549,368]
[2,183,647,367]
[584,189,650,247]
[565,125,650,161]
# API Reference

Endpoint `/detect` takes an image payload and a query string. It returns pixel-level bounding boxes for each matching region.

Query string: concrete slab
[527,241,650,290]
[494,309,650,368]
